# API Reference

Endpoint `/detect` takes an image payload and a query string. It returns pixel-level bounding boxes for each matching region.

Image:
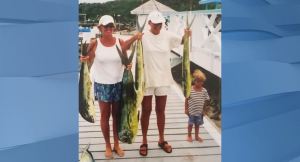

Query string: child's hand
[185,109,189,116]
[203,105,210,116]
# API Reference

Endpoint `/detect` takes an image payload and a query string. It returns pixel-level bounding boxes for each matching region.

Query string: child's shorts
[188,115,204,126]
[94,82,122,102]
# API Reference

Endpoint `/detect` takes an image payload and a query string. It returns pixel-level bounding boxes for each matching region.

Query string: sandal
[139,144,148,156]
[158,141,172,153]
[113,147,124,157]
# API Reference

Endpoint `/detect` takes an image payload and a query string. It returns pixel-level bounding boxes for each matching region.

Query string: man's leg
[156,95,172,152]
[140,96,153,156]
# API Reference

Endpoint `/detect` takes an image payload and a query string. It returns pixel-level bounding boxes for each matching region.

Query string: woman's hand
[123,32,143,51]
[126,63,132,70]
[80,55,89,62]
[135,32,143,40]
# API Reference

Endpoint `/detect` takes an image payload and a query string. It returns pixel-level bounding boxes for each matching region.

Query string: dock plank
[79,88,221,162]
[92,147,220,160]
[80,140,219,152]
[79,134,214,145]
[93,155,221,162]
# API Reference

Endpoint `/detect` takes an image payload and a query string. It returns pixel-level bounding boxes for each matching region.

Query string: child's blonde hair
[193,69,206,81]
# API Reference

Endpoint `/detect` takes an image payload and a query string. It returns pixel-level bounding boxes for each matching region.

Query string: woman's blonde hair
[193,69,206,81]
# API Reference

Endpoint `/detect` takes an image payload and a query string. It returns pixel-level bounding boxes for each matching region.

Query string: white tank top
[91,38,124,84]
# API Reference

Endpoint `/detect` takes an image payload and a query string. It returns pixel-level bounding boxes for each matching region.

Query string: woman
[81,15,137,159]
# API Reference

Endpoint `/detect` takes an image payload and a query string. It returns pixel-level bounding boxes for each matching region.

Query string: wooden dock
[79,87,221,162]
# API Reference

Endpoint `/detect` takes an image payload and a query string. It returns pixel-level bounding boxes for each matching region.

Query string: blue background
[222,0,300,162]
[0,0,78,161]
[1,0,300,162]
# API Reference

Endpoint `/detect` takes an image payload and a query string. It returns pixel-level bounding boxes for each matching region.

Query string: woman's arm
[122,32,143,51]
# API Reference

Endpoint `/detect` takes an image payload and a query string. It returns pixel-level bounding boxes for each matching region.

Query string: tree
[79,0,204,26]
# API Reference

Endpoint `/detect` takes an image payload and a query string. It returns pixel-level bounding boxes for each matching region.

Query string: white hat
[148,11,165,24]
[98,15,115,26]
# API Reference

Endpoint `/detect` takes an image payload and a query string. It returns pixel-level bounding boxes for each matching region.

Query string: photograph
[2,0,299,162]
[78,0,221,161]
[0,0,300,162]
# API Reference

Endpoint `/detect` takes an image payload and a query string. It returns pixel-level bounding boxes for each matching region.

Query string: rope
[141,0,145,14]
[151,0,160,12]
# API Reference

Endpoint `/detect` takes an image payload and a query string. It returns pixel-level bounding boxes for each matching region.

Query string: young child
[185,69,210,142]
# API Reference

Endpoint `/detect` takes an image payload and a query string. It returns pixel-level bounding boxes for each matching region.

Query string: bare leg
[187,124,193,142]
[155,95,172,152]
[195,124,203,142]
[155,95,167,143]
[140,96,153,155]
[111,101,124,156]
[99,101,113,158]
[141,96,153,144]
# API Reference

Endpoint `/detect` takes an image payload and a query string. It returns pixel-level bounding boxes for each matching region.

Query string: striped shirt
[188,87,210,116]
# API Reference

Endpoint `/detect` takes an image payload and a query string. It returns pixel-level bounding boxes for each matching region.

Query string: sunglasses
[103,23,114,28]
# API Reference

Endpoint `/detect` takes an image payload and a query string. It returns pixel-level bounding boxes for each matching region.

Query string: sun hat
[148,11,165,24]
[98,15,115,26]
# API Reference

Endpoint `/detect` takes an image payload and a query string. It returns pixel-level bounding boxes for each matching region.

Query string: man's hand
[184,29,192,38]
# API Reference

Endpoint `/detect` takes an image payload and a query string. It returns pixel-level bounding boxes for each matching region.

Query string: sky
[79,0,115,3]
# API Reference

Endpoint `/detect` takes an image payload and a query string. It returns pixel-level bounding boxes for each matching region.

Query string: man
[138,11,191,156]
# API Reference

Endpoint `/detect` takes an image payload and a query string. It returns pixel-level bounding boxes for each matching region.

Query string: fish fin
[137,19,141,32]
[186,13,189,28]
[80,144,95,162]
[82,41,89,56]
[140,18,147,32]
[138,18,147,32]
[86,149,95,162]
[128,43,136,63]
[188,15,196,29]
[116,45,128,65]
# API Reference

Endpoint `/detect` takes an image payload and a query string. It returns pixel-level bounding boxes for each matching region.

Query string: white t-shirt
[142,30,182,88]
[91,38,124,84]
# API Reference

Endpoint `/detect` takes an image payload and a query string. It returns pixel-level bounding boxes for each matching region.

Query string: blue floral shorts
[188,115,204,126]
[94,82,122,102]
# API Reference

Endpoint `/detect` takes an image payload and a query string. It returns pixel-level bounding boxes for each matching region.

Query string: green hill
[79,0,219,26]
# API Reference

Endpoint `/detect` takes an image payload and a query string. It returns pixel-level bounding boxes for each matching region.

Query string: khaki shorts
[144,86,170,96]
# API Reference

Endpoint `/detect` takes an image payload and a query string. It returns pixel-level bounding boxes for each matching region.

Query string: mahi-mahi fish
[79,41,96,123]
[79,144,95,162]
[116,20,146,144]
[182,15,196,98]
